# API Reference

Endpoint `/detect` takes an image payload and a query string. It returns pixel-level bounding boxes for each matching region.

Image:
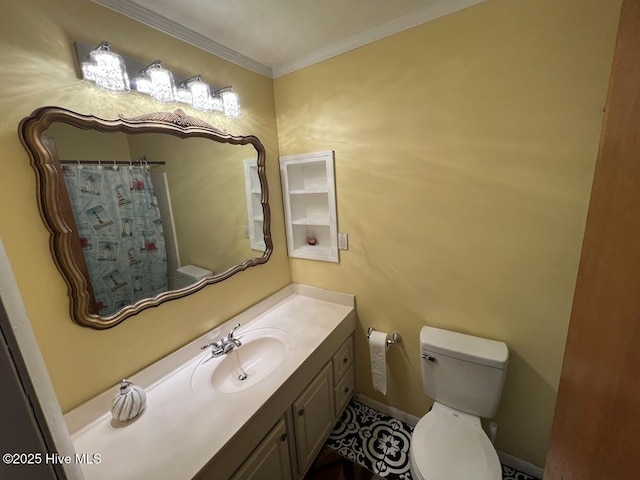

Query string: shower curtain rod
[60,160,166,165]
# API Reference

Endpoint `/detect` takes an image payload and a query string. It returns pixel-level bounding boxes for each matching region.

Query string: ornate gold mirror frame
[18,106,272,329]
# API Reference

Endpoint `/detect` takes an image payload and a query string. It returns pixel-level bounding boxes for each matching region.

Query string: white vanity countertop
[65,284,354,480]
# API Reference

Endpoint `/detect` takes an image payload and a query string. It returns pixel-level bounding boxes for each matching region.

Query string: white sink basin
[190,327,293,396]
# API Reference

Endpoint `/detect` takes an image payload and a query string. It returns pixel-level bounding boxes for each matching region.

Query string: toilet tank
[420,326,508,418]
[171,264,213,290]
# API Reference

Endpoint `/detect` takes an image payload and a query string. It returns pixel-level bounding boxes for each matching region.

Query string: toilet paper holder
[367,327,402,347]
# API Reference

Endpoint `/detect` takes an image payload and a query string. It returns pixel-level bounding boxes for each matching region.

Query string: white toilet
[172,264,213,290]
[410,326,509,480]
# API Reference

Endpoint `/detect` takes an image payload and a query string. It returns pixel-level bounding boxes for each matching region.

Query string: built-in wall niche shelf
[280,151,339,262]
[243,159,266,251]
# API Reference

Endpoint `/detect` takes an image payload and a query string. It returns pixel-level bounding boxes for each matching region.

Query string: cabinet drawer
[334,366,355,417]
[332,336,353,382]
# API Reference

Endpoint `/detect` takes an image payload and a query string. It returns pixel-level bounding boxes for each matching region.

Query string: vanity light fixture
[80,41,130,93]
[75,40,241,118]
[133,61,176,103]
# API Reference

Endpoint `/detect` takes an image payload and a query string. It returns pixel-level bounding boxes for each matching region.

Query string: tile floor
[309,400,540,480]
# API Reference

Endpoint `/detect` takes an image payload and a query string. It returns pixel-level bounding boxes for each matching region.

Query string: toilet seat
[410,403,502,480]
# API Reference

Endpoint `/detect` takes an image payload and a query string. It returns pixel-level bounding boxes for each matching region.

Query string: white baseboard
[498,451,544,479]
[355,393,544,479]
[354,393,420,426]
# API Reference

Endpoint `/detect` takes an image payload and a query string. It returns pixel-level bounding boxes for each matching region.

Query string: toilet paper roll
[369,330,389,395]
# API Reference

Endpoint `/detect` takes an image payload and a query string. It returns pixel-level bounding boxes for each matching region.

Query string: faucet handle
[227,323,241,340]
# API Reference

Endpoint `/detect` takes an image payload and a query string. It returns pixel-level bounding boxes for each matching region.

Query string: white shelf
[291,244,333,260]
[280,151,339,263]
[292,217,330,226]
[289,188,329,195]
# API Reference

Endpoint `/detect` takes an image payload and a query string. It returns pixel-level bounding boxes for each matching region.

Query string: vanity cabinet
[230,417,292,480]
[280,151,339,262]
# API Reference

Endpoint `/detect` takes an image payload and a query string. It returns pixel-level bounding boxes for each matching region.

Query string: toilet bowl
[410,403,501,480]
[410,326,508,480]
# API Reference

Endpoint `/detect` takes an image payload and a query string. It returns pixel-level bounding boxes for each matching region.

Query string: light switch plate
[338,233,348,250]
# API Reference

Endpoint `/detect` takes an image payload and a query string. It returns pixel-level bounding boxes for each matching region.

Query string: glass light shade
[146,65,175,102]
[87,49,130,92]
[221,90,240,118]
[188,80,211,111]
[208,95,223,112]
[81,62,97,82]
[174,87,192,104]
[131,77,151,95]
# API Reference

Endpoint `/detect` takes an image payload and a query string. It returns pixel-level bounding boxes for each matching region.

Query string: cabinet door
[292,362,336,476]
[230,417,292,480]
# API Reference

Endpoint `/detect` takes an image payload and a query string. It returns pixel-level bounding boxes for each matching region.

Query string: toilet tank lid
[420,326,508,369]
[176,265,213,280]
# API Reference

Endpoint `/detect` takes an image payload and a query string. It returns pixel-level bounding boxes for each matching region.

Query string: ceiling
[91,0,484,78]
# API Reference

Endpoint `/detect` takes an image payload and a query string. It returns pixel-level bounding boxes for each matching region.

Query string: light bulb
[188,79,211,111]
[146,64,175,103]
[221,89,240,118]
[81,42,129,92]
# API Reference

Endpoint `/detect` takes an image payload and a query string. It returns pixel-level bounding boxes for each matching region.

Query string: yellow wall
[46,124,132,161]
[274,0,621,466]
[0,0,290,412]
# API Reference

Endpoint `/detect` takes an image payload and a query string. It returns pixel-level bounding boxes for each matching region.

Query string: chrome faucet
[201,323,242,358]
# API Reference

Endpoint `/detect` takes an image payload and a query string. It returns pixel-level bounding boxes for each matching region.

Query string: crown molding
[90,0,484,80]
[89,0,273,78]
[272,0,485,78]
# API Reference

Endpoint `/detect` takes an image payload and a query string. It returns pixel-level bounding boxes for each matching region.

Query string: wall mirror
[19,106,272,329]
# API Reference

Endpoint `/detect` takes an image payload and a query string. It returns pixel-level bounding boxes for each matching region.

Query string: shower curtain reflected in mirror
[62,164,168,316]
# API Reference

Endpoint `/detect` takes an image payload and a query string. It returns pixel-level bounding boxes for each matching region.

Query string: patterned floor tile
[327,401,414,479]
[501,464,539,480]
[325,400,540,480]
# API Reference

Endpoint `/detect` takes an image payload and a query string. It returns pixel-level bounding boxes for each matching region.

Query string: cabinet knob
[343,357,348,364]
[298,409,305,416]
[280,433,287,442]
[344,387,349,393]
